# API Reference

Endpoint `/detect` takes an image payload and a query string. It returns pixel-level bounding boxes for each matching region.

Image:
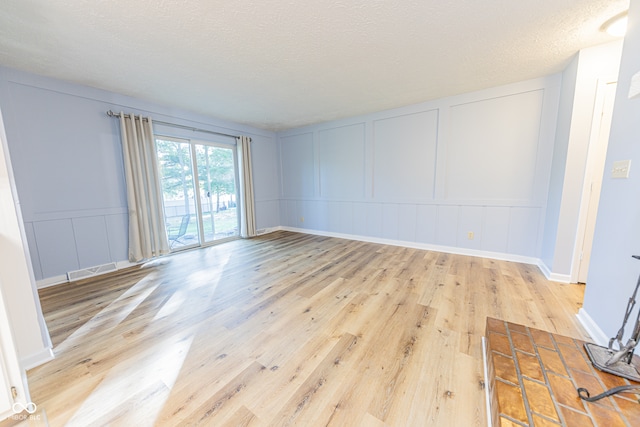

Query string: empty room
[1,0,640,426]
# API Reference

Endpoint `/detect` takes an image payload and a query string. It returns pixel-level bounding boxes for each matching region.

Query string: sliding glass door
[195,144,239,244]
[156,137,239,251]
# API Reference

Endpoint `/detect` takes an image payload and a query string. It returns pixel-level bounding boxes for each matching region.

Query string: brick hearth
[484,317,640,426]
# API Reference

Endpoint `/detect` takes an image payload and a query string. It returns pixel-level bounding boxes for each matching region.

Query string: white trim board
[537,261,572,284]
[576,308,609,346]
[21,347,54,371]
[482,337,493,427]
[278,226,541,266]
[36,260,141,289]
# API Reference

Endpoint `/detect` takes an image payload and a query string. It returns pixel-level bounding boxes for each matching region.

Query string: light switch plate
[612,160,631,178]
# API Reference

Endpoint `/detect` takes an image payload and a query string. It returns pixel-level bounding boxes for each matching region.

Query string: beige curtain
[119,113,170,261]
[236,136,256,238]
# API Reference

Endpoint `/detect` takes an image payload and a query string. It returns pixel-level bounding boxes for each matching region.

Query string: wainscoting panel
[445,90,545,202]
[397,204,418,242]
[72,216,111,269]
[280,132,314,198]
[318,123,366,199]
[481,207,511,253]
[104,213,128,263]
[457,206,484,250]
[372,110,438,201]
[32,219,79,279]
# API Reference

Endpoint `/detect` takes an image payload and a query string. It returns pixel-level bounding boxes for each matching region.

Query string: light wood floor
[23,231,588,426]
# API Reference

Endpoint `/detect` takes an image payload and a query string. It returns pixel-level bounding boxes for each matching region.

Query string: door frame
[571,77,618,283]
[155,135,241,251]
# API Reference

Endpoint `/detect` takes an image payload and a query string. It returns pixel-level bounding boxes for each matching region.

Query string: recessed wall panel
[457,206,483,250]
[398,204,417,242]
[482,207,510,253]
[319,124,365,199]
[366,203,383,238]
[508,207,541,257]
[252,136,279,201]
[352,203,367,236]
[280,133,314,198]
[445,90,544,201]
[338,202,354,234]
[373,110,438,201]
[436,205,459,246]
[381,204,399,240]
[416,205,437,244]
[73,216,111,269]
[33,219,79,278]
[105,213,128,262]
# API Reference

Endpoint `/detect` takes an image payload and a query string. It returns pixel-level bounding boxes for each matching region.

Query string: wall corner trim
[576,308,609,346]
[537,261,572,283]
[21,347,54,371]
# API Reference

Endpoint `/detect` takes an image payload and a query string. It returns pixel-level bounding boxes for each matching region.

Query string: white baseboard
[37,260,141,289]
[21,347,54,370]
[36,275,68,289]
[255,227,280,236]
[279,226,541,267]
[576,308,609,346]
[536,261,572,284]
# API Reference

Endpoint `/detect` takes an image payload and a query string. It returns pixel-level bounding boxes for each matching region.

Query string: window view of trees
[156,138,239,248]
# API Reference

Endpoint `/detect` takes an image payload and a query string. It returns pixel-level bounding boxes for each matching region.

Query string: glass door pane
[156,138,201,250]
[195,144,239,243]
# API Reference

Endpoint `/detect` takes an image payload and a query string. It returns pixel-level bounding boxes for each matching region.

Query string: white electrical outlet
[467,231,474,240]
[612,160,631,179]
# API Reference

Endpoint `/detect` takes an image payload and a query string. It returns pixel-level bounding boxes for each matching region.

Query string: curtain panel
[237,136,257,238]
[119,113,170,261]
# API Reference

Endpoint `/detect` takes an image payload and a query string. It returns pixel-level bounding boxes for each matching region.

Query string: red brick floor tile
[539,347,569,377]
[531,328,555,349]
[489,331,513,356]
[588,401,627,427]
[559,406,594,426]
[547,372,585,413]
[522,378,559,422]
[494,352,519,384]
[516,351,545,382]
[557,344,591,374]
[487,317,507,335]
[511,331,535,354]
[496,379,529,424]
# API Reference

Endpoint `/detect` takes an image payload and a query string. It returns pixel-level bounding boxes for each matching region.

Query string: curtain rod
[106,110,239,139]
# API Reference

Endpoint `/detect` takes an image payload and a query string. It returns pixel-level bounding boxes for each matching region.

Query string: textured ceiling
[0,0,630,131]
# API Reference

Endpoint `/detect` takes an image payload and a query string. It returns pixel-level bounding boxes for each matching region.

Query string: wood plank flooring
[23,231,588,426]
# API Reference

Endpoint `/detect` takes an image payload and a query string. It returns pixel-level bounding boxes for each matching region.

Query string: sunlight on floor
[55,273,159,354]
[66,331,195,425]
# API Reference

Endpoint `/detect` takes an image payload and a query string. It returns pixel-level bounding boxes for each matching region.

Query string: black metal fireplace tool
[579,255,640,401]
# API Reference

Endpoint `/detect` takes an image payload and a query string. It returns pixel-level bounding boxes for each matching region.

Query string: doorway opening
[574,79,618,283]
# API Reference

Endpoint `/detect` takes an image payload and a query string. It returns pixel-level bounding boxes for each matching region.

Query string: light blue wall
[540,56,579,269]
[0,66,279,283]
[277,76,561,259]
[583,0,640,338]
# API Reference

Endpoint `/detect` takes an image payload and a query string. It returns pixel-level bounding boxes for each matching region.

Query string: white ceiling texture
[0,0,630,131]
